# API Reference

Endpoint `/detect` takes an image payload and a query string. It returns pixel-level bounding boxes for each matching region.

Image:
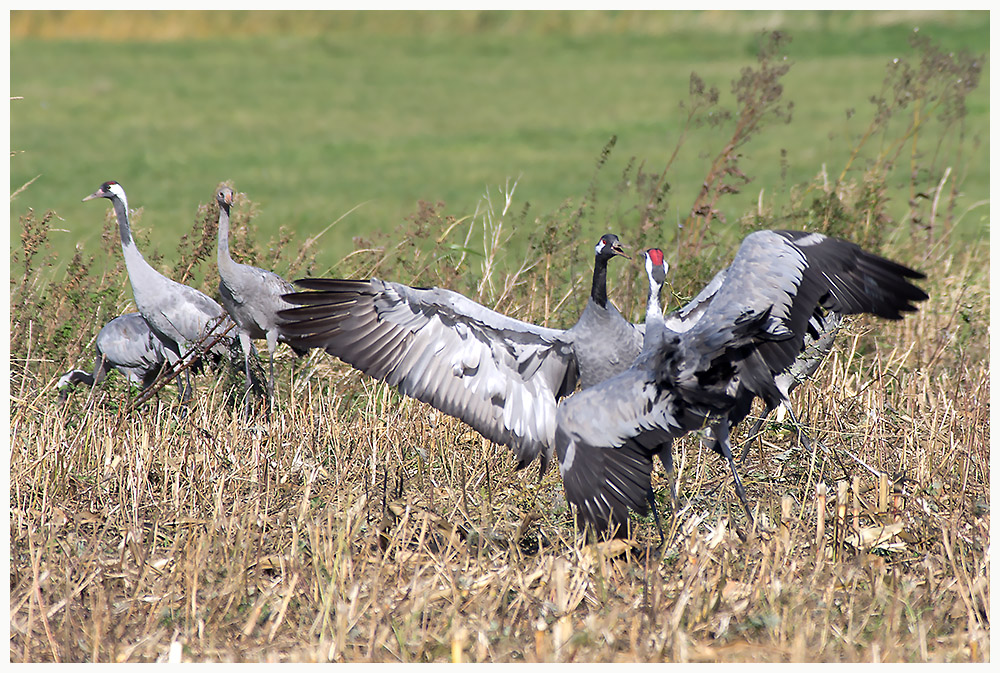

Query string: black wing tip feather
[559,435,655,535]
[854,251,929,319]
[776,229,929,318]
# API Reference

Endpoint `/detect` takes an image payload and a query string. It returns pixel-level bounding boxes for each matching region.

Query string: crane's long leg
[712,424,755,527]
[268,353,275,400]
[645,488,665,548]
[238,331,254,418]
[740,398,823,464]
[265,329,279,418]
[659,442,678,517]
[645,441,674,548]
[740,400,779,462]
[170,349,193,404]
[265,352,275,419]
[781,401,815,455]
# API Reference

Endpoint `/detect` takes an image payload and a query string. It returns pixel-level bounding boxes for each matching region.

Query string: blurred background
[10,10,989,278]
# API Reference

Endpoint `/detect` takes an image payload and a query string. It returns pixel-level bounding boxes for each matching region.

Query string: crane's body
[57,312,166,399]
[215,186,303,412]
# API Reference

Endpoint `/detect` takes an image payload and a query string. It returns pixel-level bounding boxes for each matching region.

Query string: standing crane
[553,230,928,535]
[278,234,643,473]
[57,312,167,401]
[83,181,233,403]
[215,185,304,413]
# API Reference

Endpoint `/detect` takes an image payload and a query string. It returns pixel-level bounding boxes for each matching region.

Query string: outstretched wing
[278,278,579,471]
[673,230,928,402]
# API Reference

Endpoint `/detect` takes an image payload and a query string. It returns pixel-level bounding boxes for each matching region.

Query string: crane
[57,312,167,401]
[215,185,304,413]
[554,230,928,535]
[83,180,234,403]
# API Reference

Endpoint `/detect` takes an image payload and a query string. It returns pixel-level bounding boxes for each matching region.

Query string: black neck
[111,195,132,247]
[591,254,609,308]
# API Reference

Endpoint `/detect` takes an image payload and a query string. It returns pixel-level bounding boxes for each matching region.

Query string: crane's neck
[216,205,238,274]
[643,277,665,349]
[590,254,611,308]
[58,369,95,389]
[110,193,156,282]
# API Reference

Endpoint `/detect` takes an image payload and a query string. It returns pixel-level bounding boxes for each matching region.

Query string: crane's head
[216,186,235,213]
[642,248,668,287]
[595,233,630,260]
[82,180,127,206]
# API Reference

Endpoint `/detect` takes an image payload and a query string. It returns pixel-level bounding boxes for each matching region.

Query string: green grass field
[10,10,989,278]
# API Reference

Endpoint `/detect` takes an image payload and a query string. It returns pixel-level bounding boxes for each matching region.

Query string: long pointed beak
[82,189,103,202]
[612,242,631,260]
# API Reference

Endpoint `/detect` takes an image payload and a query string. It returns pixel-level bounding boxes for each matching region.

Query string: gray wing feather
[279,278,578,470]
[675,230,927,401]
[555,365,679,531]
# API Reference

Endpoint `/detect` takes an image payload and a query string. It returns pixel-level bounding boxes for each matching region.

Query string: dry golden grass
[9,237,989,662]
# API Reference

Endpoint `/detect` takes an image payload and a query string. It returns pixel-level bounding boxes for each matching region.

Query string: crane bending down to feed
[278,234,643,473]
[57,312,167,401]
[215,185,305,413]
[554,230,927,535]
[83,181,234,402]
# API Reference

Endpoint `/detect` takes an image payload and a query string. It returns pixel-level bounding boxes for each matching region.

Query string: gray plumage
[554,230,928,534]
[57,312,167,400]
[277,234,642,473]
[572,235,645,389]
[83,181,232,401]
[666,255,844,447]
[555,247,672,531]
[664,258,846,468]
[737,310,843,457]
[215,185,303,409]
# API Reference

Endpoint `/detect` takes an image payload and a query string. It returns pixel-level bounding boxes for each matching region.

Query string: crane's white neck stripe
[108,182,129,210]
